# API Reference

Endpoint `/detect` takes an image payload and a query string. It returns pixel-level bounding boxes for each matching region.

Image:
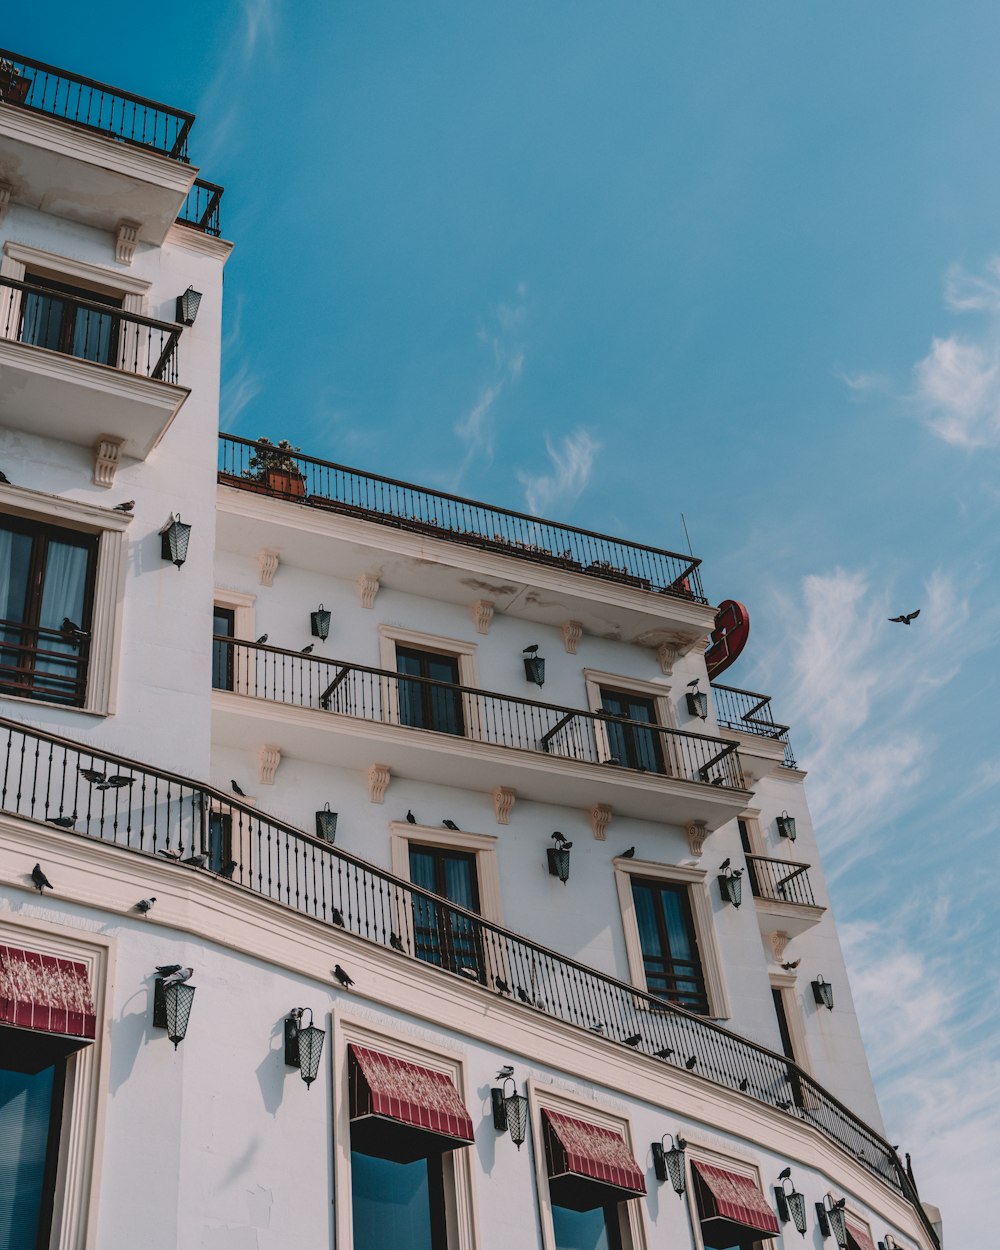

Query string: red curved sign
[705,599,749,680]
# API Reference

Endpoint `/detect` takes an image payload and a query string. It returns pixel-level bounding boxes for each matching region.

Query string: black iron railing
[0,48,193,159]
[217,435,707,602]
[711,682,797,769]
[0,619,89,707]
[745,855,818,907]
[0,712,928,1220]
[177,178,224,238]
[0,275,181,383]
[213,638,745,789]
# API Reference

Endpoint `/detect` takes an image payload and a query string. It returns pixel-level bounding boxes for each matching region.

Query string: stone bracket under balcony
[212,689,751,832]
[0,335,189,460]
[0,101,197,245]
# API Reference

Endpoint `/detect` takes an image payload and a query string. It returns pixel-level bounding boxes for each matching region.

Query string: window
[768,974,812,1102]
[212,606,235,691]
[351,1149,447,1250]
[0,514,97,706]
[738,818,761,897]
[207,812,232,874]
[630,877,709,1013]
[0,1058,65,1249]
[396,646,464,736]
[408,844,484,980]
[599,689,665,773]
[687,1156,779,1250]
[551,1199,624,1250]
[18,273,123,367]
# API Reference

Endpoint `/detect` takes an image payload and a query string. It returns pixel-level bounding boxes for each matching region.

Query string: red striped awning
[543,1108,646,1211]
[847,1220,877,1250]
[349,1044,475,1162]
[693,1161,780,1247]
[0,945,96,1040]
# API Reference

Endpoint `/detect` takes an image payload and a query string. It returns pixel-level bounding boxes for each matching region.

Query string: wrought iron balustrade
[0,47,193,159]
[744,854,817,907]
[711,682,797,768]
[0,275,181,382]
[214,638,744,789]
[0,713,921,1213]
[217,434,706,602]
[177,178,224,238]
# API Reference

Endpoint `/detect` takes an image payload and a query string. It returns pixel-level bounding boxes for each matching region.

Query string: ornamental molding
[472,599,495,635]
[767,931,792,962]
[357,574,380,609]
[368,763,391,805]
[561,621,583,654]
[590,803,612,841]
[656,641,681,675]
[0,183,10,226]
[115,221,140,266]
[256,549,280,587]
[685,820,709,857]
[492,786,516,826]
[92,437,124,488]
[256,745,281,786]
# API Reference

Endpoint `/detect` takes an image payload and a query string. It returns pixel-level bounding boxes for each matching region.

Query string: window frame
[0,488,129,716]
[332,1015,481,1250]
[378,625,481,739]
[582,669,675,769]
[614,858,730,1020]
[212,588,256,695]
[528,1080,649,1250]
[684,1146,772,1250]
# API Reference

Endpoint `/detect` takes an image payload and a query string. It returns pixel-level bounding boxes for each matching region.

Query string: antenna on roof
[680,513,694,557]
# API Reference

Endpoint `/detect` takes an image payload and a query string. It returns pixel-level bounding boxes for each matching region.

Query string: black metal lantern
[777,810,797,840]
[491,1074,530,1149]
[718,868,743,908]
[315,803,338,842]
[176,286,203,326]
[652,1132,687,1194]
[812,975,834,1011]
[686,689,709,719]
[523,645,545,687]
[878,1237,901,1250]
[816,1195,848,1248]
[153,976,196,1049]
[310,604,332,642]
[547,832,571,884]
[776,1173,808,1235]
[284,1007,325,1089]
[160,514,192,568]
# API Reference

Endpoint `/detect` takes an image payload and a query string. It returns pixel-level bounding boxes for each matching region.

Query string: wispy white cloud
[833,365,892,396]
[221,360,261,430]
[196,0,280,165]
[943,256,1000,313]
[517,429,600,516]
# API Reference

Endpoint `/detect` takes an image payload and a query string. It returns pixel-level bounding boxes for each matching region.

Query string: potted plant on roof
[0,60,31,106]
[246,437,306,498]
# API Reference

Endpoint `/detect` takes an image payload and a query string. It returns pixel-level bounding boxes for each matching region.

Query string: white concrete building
[0,47,941,1250]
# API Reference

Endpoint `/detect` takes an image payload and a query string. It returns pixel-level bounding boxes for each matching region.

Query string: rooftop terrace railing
[711,682,797,769]
[0,274,182,383]
[0,48,193,159]
[217,434,707,602]
[177,178,224,238]
[214,638,745,789]
[0,712,928,1222]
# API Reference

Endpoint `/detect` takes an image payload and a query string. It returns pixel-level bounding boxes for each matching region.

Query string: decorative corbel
[92,436,124,488]
[357,574,380,609]
[367,763,391,804]
[472,599,495,635]
[590,803,612,841]
[768,931,792,963]
[256,745,281,786]
[492,786,516,826]
[656,641,682,676]
[561,621,583,655]
[256,549,280,587]
[0,183,11,227]
[115,220,140,266]
[685,819,709,857]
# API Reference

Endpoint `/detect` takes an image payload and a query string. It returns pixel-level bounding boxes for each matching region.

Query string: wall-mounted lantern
[315,804,338,842]
[651,1132,687,1194]
[718,866,744,908]
[777,811,797,841]
[775,1171,808,1235]
[547,832,572,884]
[878,1237,902,1250]
[176,286,203,326]
[523,644,545,687]
[686,679,709,720]
[310,604,332,642]
[160,514,192,568]
[491,1070,530,1149]
[816,1194,848,1248]
[812,976,834,1011]
[284,1007,325,1089]
[152,970,196,1049]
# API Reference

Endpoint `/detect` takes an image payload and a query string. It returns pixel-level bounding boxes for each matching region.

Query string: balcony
[216,435,717,651]
[711,682,797,772]
[0,274,189,459]
[0,711,922,1216]
[211,638,750,830]
[0,48,224,243]
[746,854,825,940]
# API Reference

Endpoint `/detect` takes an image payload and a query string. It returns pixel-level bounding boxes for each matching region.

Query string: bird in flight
[333,964,354,988]
[781,958,801,971]
[112,500,135,513]
[135,897,156,913]
[157,965,194,988]
[889,610,920,625]
[31,863,53,893]
[442,819,460,831]
[231,779,246,796]
[79,767,107,785]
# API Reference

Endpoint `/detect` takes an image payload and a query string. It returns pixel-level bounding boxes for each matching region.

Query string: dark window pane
[0,1060,63,1250]
[408,845,483,979]
[20,275,121,368]
[396,647,464,736]
[552,1202,623,1250]
[631,879,709,1013]
[212,607,235,690]
[207,813,232,874]
[350,1150,445,1250]
[600,690,664,773]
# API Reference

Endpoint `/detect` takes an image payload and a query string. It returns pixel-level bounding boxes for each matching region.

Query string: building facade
[0,48,941,1250]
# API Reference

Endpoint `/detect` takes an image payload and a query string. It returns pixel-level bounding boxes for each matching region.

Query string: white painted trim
[389,821,504,926]
[213,587,257,644]
[4,241,152,302]
[332,1013,481,1250]
[583,668,675,767]
[768,975,813,1079]
[378,624,482,738]
[527,1079,649,1250]
[0,912,114,1250]
[164,223,235,262]
[738,813,766,858]
[614,859,731,1020]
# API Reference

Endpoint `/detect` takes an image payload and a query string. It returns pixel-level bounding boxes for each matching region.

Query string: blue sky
[8,4,1000,1241]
